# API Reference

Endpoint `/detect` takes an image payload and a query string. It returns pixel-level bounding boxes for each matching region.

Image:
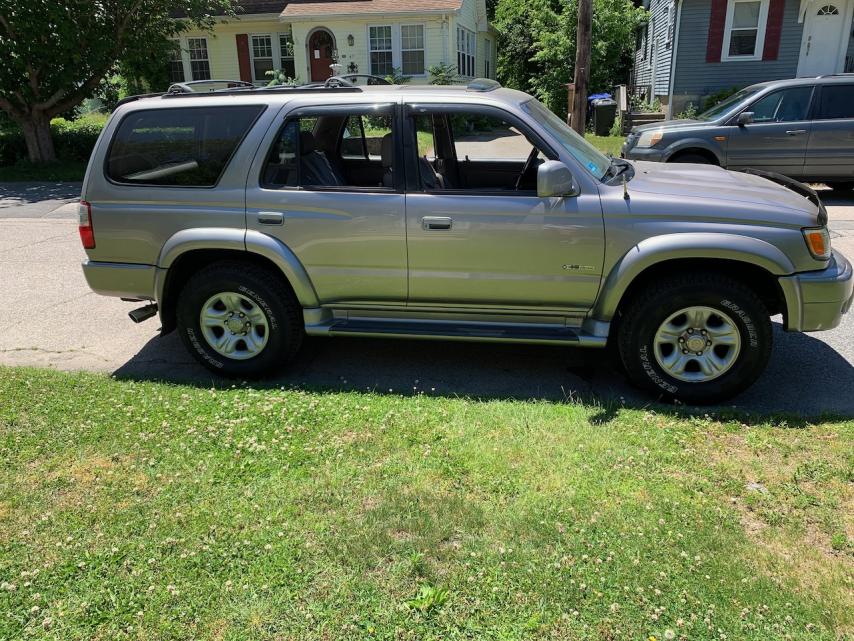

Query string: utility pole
[570,0,592,134]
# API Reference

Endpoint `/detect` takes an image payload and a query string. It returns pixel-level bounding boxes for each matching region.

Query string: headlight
[802,226,831,260]
[635,129,664,148]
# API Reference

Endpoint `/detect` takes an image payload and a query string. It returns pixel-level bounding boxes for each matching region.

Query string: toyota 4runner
[79,78,853,404]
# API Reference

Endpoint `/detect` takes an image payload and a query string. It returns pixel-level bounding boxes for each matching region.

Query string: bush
[701,86,741,113]
[0,113,107,166]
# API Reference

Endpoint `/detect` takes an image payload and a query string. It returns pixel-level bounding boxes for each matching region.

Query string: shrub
[428,63,459,85]
[0,113,107,166]
[701,86,741,113]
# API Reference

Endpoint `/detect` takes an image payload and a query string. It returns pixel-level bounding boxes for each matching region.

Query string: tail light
[78,200,95,249]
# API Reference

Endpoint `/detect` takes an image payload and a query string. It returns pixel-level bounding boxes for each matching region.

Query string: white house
[170,0,496,86]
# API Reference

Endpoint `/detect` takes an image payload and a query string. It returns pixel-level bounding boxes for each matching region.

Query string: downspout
[667,0,683,119]
[442,14,449,65]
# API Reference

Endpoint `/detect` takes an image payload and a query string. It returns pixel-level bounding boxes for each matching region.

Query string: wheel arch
[663,141,722,165]
[155,229,318,333]
[594,233,793,324]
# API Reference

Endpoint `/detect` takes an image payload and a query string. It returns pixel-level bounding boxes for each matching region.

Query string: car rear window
[106,105,264,186]
[814,85,854,120]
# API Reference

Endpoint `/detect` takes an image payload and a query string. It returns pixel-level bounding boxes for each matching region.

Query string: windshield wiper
[604,156,632,182]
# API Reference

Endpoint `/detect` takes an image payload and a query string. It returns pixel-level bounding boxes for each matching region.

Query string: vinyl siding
[631,0,676,100]
[671,0,803,110]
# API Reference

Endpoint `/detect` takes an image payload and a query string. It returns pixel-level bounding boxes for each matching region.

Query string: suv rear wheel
[617,272,772,404]
[176,261,303,378]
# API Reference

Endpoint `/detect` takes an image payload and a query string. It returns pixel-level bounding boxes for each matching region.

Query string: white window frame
[249,34,274,84]
[186,37,211,81]
[400,24,426,76]
[457,26,476,78]
[168,39,186,84]
[368,24,394,77]
[279,28,296,79]
[722,0,770,62]
[484,37,492,78]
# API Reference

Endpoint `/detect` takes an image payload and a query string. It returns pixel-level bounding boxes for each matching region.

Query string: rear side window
[815,85,854,120]
[106,105,264,186]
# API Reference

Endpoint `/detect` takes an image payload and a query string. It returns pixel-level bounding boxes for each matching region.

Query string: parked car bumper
[82,260,157,300]
[622,145,665,162]
[779,250,854,332]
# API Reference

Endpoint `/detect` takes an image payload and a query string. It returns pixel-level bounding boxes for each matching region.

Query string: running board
[307,318,607,347]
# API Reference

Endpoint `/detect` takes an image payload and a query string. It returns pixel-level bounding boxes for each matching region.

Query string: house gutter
[280,9,461,22]
[666,0,683,119]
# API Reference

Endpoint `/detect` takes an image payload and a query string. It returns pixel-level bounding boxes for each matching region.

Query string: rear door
[725,85,814,177]
[804,83,854,181]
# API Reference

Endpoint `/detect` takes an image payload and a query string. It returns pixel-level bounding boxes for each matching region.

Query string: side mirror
[537,160,580,198]
[736,111,754,126]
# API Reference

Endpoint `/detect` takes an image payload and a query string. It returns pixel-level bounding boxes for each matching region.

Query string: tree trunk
[570,0,592,135]
[19,113,57,163]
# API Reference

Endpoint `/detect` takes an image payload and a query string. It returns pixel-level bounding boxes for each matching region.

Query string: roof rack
[167,79,255,93]
[816,73,854,78]
[467,78,502,92]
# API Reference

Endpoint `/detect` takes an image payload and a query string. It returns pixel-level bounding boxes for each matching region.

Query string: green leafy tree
[494,0,646,119]
[0,0,235,163]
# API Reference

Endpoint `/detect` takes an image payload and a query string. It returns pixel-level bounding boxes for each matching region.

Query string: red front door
[308,30,334,82]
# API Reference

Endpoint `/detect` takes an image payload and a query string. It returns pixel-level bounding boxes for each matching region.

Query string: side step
[310,318,606,347]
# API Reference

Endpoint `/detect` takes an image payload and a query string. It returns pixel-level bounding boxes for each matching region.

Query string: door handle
[257,211,284,225]
[785,129,807,136]
[422,216,453,231]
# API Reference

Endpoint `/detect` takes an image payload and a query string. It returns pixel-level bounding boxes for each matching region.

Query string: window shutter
[705,0,728,63]
[762,0,786,60]
[236,34,252,82]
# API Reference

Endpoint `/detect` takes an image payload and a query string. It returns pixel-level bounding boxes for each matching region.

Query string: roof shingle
[280,0,462,18]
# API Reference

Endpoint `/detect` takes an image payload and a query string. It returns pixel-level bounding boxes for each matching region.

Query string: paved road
[1,182,852,416]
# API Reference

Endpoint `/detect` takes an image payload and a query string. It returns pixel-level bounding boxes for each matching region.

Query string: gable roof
[280,0,463,18]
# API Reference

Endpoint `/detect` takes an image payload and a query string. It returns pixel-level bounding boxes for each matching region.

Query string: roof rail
[167,79,255,94]
[816,73,854,78]
[467,78,502,92]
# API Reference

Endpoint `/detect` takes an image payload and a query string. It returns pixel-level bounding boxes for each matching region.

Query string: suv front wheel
[617,272,772,404]
[176,261,303,378]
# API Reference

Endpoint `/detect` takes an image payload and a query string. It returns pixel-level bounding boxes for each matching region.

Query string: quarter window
[723,0,769,60]
[369,26,393,76]
[401,25,425,75]
[747,87,813,122]
[107,106,263,186]
[815,85,854,120]
[187,37,211,80]
[251,35,274,83]
[457,27,475,77]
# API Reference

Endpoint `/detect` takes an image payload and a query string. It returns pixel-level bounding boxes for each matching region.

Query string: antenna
[623,175,630,200]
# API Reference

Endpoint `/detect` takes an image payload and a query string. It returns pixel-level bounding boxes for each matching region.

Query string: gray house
[632,0,854,117]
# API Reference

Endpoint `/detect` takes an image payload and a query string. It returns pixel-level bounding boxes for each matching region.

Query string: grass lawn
[0,161,87,182]
[587,135,624,157]
[0,367,851,640]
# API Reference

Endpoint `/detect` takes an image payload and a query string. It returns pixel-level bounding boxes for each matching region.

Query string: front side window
[748,87,813,123]
[187,37,211,80]
[723,0,769,60]
[815,85,854,120]
[251,35,274,83]
[107,106,263,186]
[401,25,425,75]
[369,26,393,76]
[457,27,475,77]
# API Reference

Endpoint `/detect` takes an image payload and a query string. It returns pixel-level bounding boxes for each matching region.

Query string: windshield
[521,98,610,180]
[696,87,761,121]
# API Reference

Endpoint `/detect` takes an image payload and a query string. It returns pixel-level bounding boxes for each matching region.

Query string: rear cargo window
[106,105,264,186]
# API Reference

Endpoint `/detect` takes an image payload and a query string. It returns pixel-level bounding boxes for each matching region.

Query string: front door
[404,107,604,311]
[797,2,849,77]
[308,30,335,82]
[725,85,815,177]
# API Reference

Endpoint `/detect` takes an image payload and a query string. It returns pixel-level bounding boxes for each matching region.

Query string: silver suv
[79,78,853,404]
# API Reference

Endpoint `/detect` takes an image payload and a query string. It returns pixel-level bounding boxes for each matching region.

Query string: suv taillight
[78,200,95,249]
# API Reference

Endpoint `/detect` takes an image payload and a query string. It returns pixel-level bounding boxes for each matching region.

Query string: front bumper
[622,144,665,162]
[779,250,854,332]
[82,260,157,300]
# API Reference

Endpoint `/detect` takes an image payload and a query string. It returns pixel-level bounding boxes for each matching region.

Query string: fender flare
[661,138,724,164]
[592,232,795,320]
[156,227,319,308]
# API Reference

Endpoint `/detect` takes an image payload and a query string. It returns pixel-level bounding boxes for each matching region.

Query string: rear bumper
[779,250,854,332]
[82,260,157,300]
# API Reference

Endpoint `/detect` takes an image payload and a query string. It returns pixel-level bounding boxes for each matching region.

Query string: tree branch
[0,12,17,40]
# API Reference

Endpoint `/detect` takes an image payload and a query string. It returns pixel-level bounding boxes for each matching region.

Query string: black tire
[669,153,713,164]
[617,272,772,404]
[826,181,854,191]
[176,260,303,378]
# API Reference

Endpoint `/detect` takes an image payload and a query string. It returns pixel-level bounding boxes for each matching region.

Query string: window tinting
[748,87,812,123]
[815,85,854,120]
[107,106,262,186]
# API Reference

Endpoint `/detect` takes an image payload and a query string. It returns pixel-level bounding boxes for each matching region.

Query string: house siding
[632,0,675,104]
[671,0,803,112]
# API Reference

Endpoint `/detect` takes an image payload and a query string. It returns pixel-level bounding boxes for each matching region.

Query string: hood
[627,161,821,227]
[631,118,705,134]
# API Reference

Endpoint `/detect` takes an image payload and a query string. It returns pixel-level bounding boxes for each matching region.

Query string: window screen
[107,106,263,186]
[815,85,854,120]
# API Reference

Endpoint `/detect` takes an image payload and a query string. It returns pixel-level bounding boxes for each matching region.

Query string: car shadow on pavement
[112,321,854,420]
[0,182,83,206]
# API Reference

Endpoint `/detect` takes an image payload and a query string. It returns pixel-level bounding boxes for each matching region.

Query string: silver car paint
[80,85,852,345]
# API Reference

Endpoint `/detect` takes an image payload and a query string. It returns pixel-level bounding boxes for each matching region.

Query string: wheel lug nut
[696,352,702,356]
[706,340,712,346]
[688,328,694,334]
[682,349,688,354]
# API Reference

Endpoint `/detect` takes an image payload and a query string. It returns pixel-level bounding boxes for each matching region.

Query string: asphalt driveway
[1,181,853,416]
